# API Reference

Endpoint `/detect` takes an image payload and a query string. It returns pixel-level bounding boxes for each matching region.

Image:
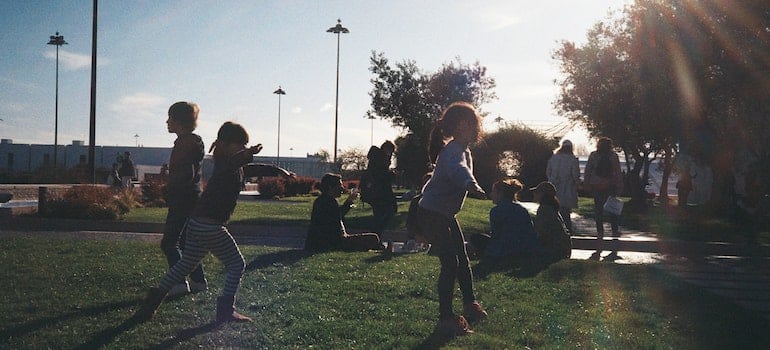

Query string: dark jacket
[304,193,352,253]
[191,149,252,223]
[167,133,204,200]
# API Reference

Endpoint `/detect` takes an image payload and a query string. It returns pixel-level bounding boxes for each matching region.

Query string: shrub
[141,179,167,207]
[258,178,286,199]
[42,185,133,220]
[284,176,318,197]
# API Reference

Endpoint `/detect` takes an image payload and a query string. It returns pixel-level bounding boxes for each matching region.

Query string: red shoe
[463,301,488,323]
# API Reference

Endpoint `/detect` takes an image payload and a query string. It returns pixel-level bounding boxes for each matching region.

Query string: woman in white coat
[546,139,580,233]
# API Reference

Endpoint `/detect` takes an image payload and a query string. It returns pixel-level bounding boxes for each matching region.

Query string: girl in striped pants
[134,121,262,323]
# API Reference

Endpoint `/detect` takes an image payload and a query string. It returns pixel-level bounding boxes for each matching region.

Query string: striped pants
[159,218,246,297]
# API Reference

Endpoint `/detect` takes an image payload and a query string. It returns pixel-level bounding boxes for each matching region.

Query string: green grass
[1,235,768,349]
[125,196,496,236]
[574,197,770,244]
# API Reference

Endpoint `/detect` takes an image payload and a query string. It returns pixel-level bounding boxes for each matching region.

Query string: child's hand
[249,144,263,155]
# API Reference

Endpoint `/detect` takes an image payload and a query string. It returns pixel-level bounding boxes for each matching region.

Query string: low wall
[0,185,79,200]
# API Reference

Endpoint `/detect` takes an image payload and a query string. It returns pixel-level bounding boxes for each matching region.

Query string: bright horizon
[1,1,630,157]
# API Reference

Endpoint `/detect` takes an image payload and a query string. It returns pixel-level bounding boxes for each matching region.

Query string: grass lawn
[124,195,496,237]
[1,236,768,349]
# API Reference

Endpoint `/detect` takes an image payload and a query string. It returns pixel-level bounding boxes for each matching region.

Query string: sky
[0,0,631,158]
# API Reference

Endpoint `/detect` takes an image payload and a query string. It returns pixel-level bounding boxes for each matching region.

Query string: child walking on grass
[415,101,488,336]
[134,121,262,323]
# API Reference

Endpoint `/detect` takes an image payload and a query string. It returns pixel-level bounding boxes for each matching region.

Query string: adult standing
[361,140,397,234]
[584,137,623,248]
[162,102,207,296]
[546,139,580,233]
[119,151,136,188]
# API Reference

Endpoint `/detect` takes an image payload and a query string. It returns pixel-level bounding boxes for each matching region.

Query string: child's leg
[449,218,475,305]
[206,227,246,297]
[158,222,210,292]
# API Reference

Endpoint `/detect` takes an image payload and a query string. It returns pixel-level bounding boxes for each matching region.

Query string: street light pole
[327,18,349,166]
[367,114,376,146]
[47,32,67,169]
[134,134,139,147]
[273,86,286,165]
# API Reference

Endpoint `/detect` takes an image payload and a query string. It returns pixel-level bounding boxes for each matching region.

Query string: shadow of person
[602,250,621,262]
[415,328,454,349]
[146,322,220,350]
[588,250,603,261]
[245,249,308,272]
[474,256,548,280]
[73,317,144,350]
[0,299,140,343]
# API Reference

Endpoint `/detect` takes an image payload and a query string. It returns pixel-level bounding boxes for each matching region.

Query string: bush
[42,185,134,220]
[284,176,318,197]
[141,179,167,207]
[258,178,286,199]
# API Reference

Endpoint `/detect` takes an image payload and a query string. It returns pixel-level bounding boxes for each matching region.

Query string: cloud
[468,3,524,32]
[44,49,107,71]
[291,106,302,114]
[109,92,166,118]
[319,103,335,113]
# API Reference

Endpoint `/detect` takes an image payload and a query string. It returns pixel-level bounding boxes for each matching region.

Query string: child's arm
[228,144,263,169]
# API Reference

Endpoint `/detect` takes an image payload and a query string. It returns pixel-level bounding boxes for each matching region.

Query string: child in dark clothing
[134,121,262,323]
[162,101,207,297]
[304,173,382,253]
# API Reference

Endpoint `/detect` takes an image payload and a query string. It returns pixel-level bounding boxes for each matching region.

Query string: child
[530,181,572,262]
[162,101,207,297]
[415,102,487,336]
[470,179,540,263]
[134,121,262,323]
[304,173,382,253]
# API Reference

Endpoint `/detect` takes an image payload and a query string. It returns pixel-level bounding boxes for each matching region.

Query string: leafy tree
[472,124,555,198]
[367,51,497,187]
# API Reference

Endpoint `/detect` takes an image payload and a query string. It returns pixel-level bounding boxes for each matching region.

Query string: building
[0,139,333,182]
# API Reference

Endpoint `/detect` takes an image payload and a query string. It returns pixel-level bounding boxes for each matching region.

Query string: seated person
[470,179,540,263]
[304,173,383,254]
[530,181,572,262]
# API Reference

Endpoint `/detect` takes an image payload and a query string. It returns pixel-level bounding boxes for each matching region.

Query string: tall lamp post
[367,114,376,146]
[47,32,67,169]
[326,18,349,166]
[273,86,286,165]
[134,134,139,147]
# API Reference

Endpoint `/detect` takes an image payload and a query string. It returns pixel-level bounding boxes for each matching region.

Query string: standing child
[415,102,487,336]
[162,101,207,297]
[134,121,262,323]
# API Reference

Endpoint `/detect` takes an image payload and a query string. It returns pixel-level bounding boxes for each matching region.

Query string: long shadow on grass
[415,330,454,349]
[245,249,308,271]
[473,259,550,280]
[73,317,144,350]
[0,299,139,343]
[146,322,220,350]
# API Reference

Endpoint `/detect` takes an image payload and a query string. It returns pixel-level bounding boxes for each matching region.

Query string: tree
[472,124,555,197]
[367,51,497,187]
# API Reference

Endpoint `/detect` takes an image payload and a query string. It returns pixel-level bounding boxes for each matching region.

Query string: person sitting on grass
[470,178,540,265]
[133,121,262,324]
[303,173,383,254]
[530,181,572,263]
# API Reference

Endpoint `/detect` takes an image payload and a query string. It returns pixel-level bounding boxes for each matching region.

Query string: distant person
[676,167,692,208]
[107,162,123,188]
[360,140,397,233]
[161,101,207,297]
[530,181,572,263]
[413,102,487,336]
[119,151,136,188]
[470,179,540,263]
[134,121,262,323]
[584,137,623,259]
[546,139,580,232]
[304,173,383,253]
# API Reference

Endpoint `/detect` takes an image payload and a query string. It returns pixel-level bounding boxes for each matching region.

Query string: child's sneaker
[435,315,473,336]
[463,301,488,323]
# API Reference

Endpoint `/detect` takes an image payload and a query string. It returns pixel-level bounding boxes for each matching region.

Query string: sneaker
[167,281,190,298]
[435,315,473,336]
[463,301,488,323]
[189,281,208,293]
